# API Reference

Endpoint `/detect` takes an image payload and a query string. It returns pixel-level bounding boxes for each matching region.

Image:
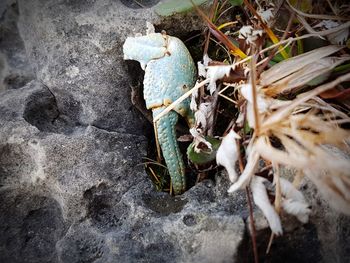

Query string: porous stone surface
[0,0,34,91]
[0,0,349,263]
[0,1,245,263]
[240,169,350,263]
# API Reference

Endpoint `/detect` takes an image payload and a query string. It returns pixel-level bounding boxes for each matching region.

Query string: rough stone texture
[0,0,35,91]
[303,182,350,263]
[240,169,350,263]
[0,1,245,262]
[0,0,349,263]
[0,190,66,263]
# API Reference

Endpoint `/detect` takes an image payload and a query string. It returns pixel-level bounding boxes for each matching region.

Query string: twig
[266,163,281,254]
[153,13,349,143]
[302,99,350,120]
[273,164,282,214]
[261,72,350,129]
[221,34,299,73]
[218,93,237,104]
[246,186,259,263]
[215,6,234,22]
[209,37,233,62]
[266,233,274,255]
[286,0,350,21]
[326,0,339,17]
[153,79,210,122]
[203,0,219,54]
[132,0,146,8]
[191,0,247,58]
[236,139,259,263]
[250,55,260,135]
[293,170,304,188]
[298,18,350,37]
[218,83,236,95]
[257,8,295,75]
[148,166,161,184]
[243,0,289,59]
[208,85,220,136]
[170,179,173,195]
[153,121,162,162]
[295,15,323,36]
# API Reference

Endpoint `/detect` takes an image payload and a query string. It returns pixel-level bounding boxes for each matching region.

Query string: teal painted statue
[123,29,196,194]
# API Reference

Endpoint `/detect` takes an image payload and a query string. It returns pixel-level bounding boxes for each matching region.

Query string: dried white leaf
[315,20,349,45]
[194,109,207,129]
[279,178,311,223]
[228,144,259,192]
[240,84,253,102]
[306,169,350,216]
[246,102,255,129]
[238,25,264,45]
[260,45,344,86]
[255,136,308,169]
[266,56,350,95]
[197,54,212,78]
[235,112,245,126]
[194,102,214,131]
[190,128,212,153]
[240,84,269,112]
[282,199,311,224]
[239,26,254,39]
[315,20,339,29]
[328,29,349,45]
[251,176,283,235]
[146,22,155,34]
[216,130,241,183]
[258,8,274,26]
[207,65,232,94]
[203,53,211,66]
[198,61,207,78]
[279,178,306,203]
[244,67,250,77]
[240,83,269,129]
[190,88,198,111]
[255,133,350,216]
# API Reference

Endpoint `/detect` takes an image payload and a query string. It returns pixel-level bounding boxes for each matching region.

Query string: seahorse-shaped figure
[123,31,196,194]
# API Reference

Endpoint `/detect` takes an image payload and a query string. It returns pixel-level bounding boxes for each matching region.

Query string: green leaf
[265,41,291,63]
[228,0,243,7]
[307,72,331,86]
[243,120,251,135]
[297,38,304,55]
[289,0,312,13]
[187,136,221,165]
[155,0,209,17]
[272,46,291,63]
[333,63,350,74]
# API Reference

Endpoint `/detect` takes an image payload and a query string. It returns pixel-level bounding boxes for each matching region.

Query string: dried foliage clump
[159,0,350,247]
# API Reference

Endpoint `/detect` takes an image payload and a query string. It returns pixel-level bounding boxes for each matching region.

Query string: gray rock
[0,189,66,263]
[302,181,350,263]
[17,0,155,135]
[0,1,246,263]
[0,0,349,262]
[242,168,350,263]
[0,0,34,91]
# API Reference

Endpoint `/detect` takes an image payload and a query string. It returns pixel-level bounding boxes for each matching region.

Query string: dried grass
[188,0,350,238]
